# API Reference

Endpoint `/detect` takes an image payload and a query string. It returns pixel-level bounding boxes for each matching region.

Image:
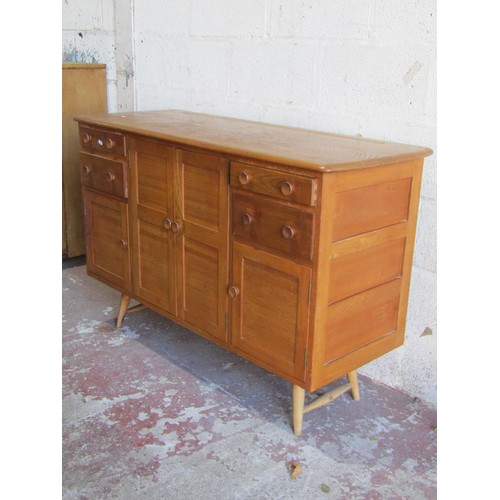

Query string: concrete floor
[62,263,437,499]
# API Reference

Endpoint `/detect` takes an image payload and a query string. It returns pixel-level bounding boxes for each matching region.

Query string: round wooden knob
[82,133,91,144]
[227,285,240,298]
[163,217,173,230]
[105,172,116,182]
[238,171,250,185]
[82,165,91,176]
[119,239,128,248]
[281,225,296,239]
[280,181,294,196]
[241,212,253,225]
[171,221,181,233]
[106,138,115,150]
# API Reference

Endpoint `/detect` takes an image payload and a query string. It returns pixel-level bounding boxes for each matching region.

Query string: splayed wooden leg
[347,370,360,401]
[292,385,306,436]
[116,294,131,327]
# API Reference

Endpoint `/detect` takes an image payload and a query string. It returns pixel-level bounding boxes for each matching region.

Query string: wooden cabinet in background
[62,63,107,258]
[75,110,432,435]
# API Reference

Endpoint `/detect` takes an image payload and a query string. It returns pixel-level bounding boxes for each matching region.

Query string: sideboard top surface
[75,109,432,172]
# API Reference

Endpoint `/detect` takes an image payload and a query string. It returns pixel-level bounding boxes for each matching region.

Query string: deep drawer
[79,126,126,157]
[230,162,317,206]
[80,153,127,198]
[232,193,314,261]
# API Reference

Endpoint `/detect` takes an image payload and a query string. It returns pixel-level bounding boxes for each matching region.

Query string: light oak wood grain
[77,111,431,434]
[75,110,432,172]
[63,64,107,257]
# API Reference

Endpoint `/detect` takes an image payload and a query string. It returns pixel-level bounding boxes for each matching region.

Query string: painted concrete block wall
[62,0,119,111]
[62,1,437,405]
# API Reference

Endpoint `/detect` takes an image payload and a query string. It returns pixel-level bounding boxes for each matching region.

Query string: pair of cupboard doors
[84,137,309,384]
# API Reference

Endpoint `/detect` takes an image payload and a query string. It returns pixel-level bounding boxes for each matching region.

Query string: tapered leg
[347,370,360,401]
[116,294,131,327]
[292,385,306,436]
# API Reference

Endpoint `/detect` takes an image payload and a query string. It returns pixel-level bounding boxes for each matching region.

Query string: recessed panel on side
[328,238,406,304]
[324,279,401,365]
[332,177,412,241]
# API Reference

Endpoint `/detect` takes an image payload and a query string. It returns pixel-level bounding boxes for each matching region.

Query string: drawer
[79,126,126,157]
[232,193,314,261]
[80,153,127,198]
[230,162,317,206]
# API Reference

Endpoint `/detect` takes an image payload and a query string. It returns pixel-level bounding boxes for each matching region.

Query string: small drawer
[79,126,126,157]
[80,153,127,198]
[232,193,314,261]
[230,162,317,206]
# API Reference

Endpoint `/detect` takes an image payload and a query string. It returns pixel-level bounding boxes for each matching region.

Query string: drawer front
[80,153,127,198]
[79,126,126,157]
[232,193,314,261]
[230,162,317,206]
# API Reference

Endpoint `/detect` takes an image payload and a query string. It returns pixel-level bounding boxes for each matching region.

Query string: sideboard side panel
[312,160,424,390]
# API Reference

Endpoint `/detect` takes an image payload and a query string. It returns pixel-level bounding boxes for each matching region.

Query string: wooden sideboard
[75,110,432,435]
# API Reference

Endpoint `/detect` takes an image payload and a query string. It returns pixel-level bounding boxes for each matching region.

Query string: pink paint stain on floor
[63,265,437,499]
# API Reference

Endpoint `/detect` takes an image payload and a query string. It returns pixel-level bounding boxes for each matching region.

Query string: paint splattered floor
[62,264,437,499]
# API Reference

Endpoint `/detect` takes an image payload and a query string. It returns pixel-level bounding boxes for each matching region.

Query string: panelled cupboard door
[83,189,131,292]
[174,150,229,342]
[230,242,311,382]
[129,139,177,315]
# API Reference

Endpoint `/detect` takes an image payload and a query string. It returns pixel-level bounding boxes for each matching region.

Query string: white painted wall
[62,0,136,111]
[63,0,437,405]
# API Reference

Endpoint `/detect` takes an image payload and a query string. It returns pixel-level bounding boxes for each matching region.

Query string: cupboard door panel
[130,139,177,315]
[83,189,131,292]
[230,243,310,381]
[134,218,176,314]
[134,141,174,213]
[175,150,229,342]
[180,239,222,337]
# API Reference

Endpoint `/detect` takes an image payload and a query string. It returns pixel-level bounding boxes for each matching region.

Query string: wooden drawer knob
[281,225,296,239]
[240,212,253,225]
[82,165,91,176]
[280,181,294,196]
[82,133,92,144]
[171,221,181,233]
[238,171,251,185]
[106,138,115,150]
[227,285,240,298]
[105,172,116,182]
[163,217,173,230]
[119,239,128,249]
